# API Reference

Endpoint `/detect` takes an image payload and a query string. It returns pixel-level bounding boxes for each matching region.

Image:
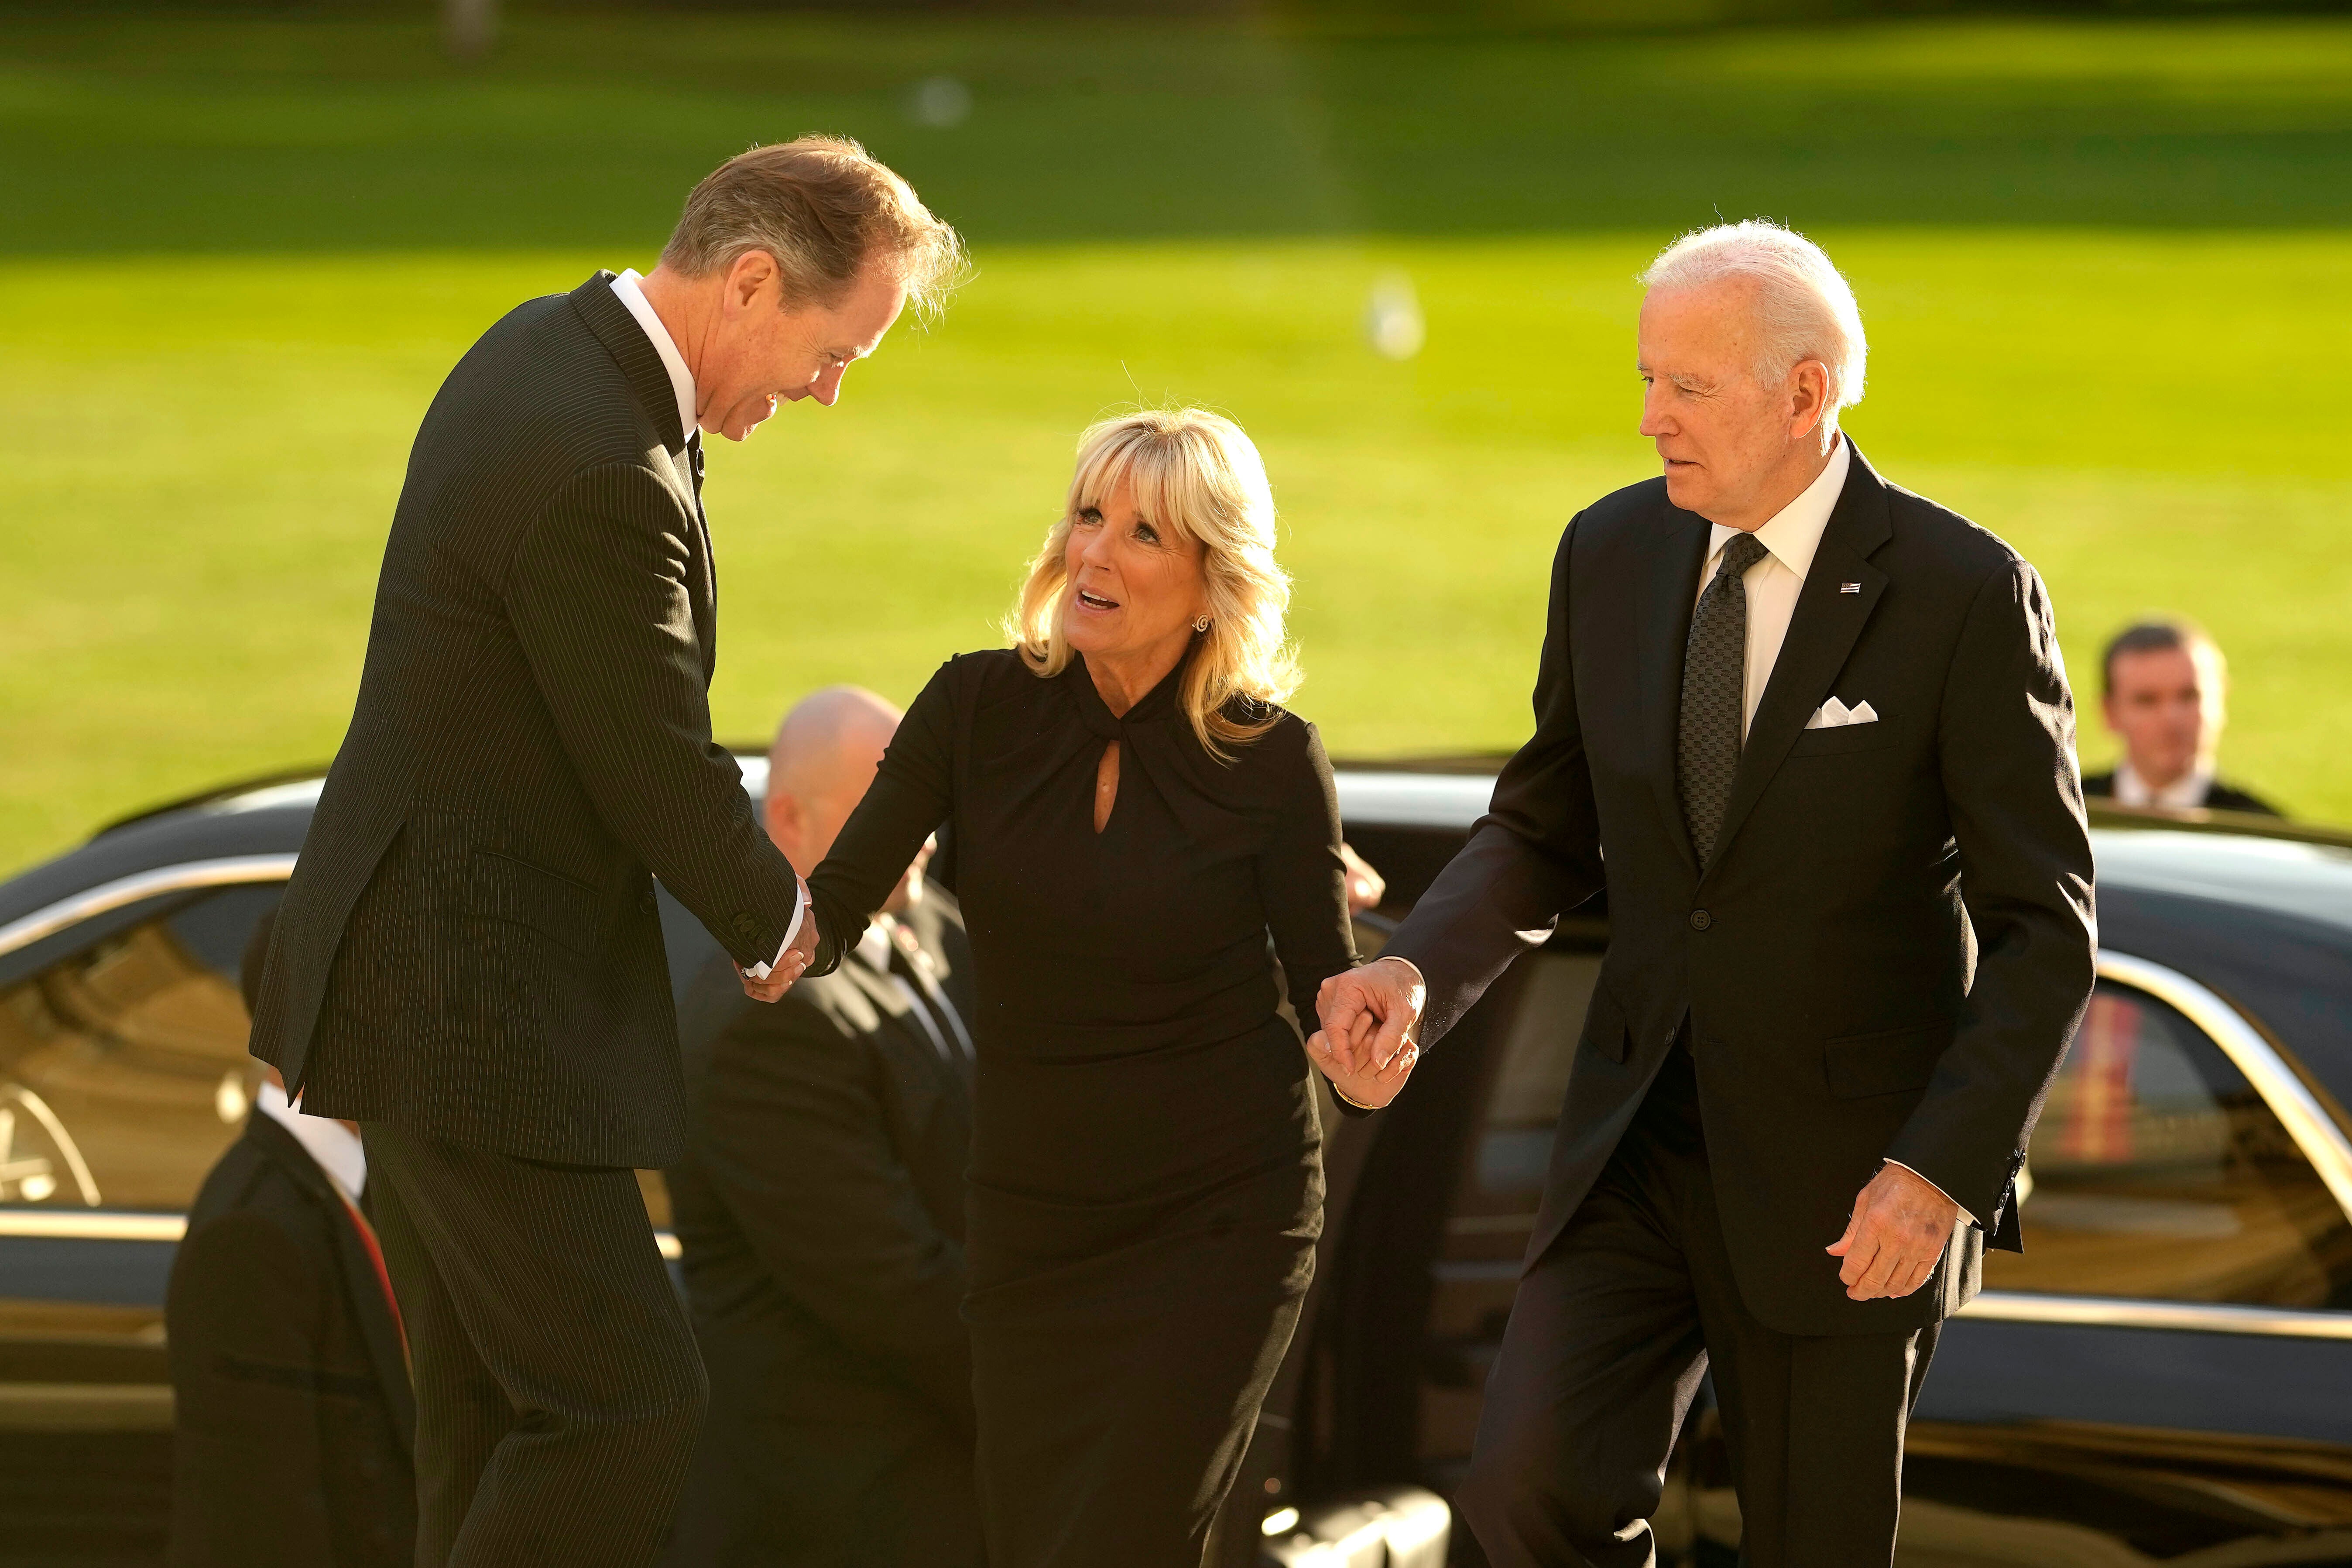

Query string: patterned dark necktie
[1678,531,1771,868]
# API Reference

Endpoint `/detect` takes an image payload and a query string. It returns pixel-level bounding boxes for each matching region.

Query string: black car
[3,765,2349,1566]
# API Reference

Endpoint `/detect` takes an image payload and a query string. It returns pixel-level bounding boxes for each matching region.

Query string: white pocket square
[1806,697,1879,730]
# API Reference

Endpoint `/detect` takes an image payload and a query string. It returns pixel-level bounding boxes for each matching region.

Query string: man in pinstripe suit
[249,139,963,1568]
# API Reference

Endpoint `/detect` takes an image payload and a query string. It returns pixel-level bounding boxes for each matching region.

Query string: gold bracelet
[1329,1079,1378,1111]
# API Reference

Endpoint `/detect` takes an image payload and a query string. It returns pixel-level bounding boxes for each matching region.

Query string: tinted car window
[1985,980,2352,1310]
[0,883,281,1213]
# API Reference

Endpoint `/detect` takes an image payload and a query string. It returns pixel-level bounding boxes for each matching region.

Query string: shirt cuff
[1885,1160,1979,1228]
[740,885,808,979]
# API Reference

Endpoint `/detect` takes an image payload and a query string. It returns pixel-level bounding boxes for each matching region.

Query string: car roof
[14,760,2352,944]
[2089,821,2352,942]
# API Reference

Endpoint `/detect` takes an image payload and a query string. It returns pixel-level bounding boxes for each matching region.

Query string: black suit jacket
[2080,769,2282,817]
[1391,444,2097,1336]
[250,272,801,1167]
[167,1114,416,1568]
[669,893,977,1445]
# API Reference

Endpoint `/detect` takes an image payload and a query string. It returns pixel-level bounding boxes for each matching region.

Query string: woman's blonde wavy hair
[1007,409,1299,760]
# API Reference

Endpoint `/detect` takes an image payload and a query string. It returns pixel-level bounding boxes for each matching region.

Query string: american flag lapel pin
[1840,581,1862,594]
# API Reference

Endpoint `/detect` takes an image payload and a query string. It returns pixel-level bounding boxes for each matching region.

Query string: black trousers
[1458,1050,1938,1568]
[363,1124,707,1568]
[663,1403,984,1568]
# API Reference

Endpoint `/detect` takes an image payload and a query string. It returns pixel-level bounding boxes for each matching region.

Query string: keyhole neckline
[1093,737,1121,835]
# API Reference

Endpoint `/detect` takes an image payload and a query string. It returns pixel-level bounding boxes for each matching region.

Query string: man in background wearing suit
[2081,618,2281,816]
[168,910,415,1568]
[664,686,981,1568]
[1317,221,2096,1565]
[247,140,963,1568]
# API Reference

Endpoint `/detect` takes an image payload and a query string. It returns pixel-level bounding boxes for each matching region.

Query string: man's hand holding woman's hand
[1306,957,1428,1110]
[738,878,820,1003]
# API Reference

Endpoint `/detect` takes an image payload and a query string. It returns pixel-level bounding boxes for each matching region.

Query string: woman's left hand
[1307,1007,1419,1111]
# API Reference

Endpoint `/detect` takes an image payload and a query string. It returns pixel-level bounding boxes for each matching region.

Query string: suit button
[1689,909,1711,931]
[639,890,658,915]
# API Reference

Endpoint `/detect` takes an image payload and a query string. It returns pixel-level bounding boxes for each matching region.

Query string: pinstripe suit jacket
[250,272,802,1168]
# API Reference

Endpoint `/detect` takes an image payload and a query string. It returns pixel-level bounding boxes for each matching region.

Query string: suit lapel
[684,443,717,686]
[245,1117,417,1451]
[570,271,687,451]
[1704,446,1894,875]
[339,1191,418,1454]
[571,272,719,686]
[1636,506,1712,877]
[841,950,953,1075]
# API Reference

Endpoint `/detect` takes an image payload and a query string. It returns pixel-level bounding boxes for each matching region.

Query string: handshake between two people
[737,876,822,1003]
[1306,957,1428,1112]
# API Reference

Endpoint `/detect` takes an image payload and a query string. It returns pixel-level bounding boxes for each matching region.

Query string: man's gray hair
[662,136,967,321]
[1639,220,1868,419]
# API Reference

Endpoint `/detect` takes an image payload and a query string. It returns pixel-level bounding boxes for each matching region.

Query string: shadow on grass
[2,12,2350,255]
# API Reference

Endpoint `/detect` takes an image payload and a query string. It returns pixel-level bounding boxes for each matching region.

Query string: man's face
[2104,645,2224,788]
[1636,280,1821,524]
[700,255,909,442]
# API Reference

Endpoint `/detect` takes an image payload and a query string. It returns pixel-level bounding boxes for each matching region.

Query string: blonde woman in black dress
[798,409,1415,1564]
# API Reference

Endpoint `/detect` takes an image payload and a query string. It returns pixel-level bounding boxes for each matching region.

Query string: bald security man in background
[664,687,983,1568]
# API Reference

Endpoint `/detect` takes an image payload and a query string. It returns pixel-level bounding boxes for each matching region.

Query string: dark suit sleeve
[691,1000,974,1434]
[1388,518,1608,1045]
[807,661,958,975]
[1886,559,2097,1240]
[1260,724,1358,1023]
[505,461,800,968]
[166,1211,337,1566]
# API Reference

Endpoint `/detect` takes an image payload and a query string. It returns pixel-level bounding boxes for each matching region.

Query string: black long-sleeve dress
[806,647,1358,1565]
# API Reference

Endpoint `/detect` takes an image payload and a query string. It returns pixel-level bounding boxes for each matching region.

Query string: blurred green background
[3,4,2349,871]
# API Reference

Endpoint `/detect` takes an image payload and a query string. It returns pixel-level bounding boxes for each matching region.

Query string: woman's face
[1061,473,1210,668]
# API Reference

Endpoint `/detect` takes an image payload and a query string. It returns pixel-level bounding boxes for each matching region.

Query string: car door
[1359,944,2352,1568]
[1892,952,2352,1565]
[0,871,288,1568]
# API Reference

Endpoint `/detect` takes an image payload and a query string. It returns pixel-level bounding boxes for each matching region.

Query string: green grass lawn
[3,11,2350,870]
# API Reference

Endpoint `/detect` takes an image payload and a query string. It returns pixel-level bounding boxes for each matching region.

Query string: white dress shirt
[256,1079,368,1202]
[606,268,805,974]
[2112,761,2215,810]
[852,916,972,1067]
[1694,434,1850,740]
[608,269,699,446]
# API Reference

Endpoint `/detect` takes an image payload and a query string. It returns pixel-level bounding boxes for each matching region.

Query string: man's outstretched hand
[1827,1162,1960,1300]
[738,878,819,1003]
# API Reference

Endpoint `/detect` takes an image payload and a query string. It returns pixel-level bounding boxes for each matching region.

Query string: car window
[1985,979,2352,1310]
[0,883,281,1214]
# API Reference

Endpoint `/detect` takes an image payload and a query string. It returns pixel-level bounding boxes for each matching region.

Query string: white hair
[1639,220,1868,421]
